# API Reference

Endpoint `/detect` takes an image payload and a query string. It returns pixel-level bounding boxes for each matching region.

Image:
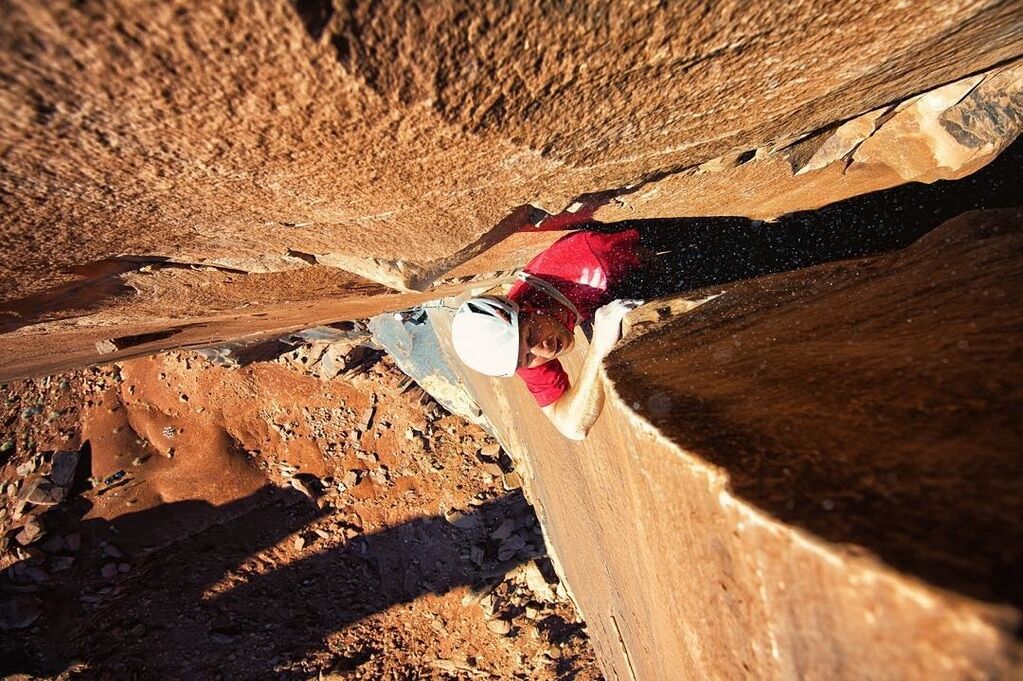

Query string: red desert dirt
[0,348,603,679]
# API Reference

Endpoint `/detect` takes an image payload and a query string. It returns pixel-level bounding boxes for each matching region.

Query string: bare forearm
[542,345,607,440]
[540,298,642,440]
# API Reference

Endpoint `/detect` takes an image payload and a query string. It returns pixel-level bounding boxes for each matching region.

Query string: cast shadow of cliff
[2,486,556,678]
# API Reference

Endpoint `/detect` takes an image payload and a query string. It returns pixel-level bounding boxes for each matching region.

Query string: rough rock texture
[1,1,1021,343]
[593,60,1023,222]
[425,209,1023,680]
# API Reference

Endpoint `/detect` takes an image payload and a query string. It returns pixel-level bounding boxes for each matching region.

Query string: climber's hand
[591,299,643,357]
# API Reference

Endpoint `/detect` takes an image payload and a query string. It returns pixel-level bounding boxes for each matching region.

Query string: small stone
[50,450,80,486]
[288,477,314,499]
[497,545,518,561]
[293,535,306,550]
[95,340,118,355]
[50,556,75,571]
[16,460,37,477]
[10,562,48,585]
[26,480,65,506]
[0,595,41,631]
[490,519,515,541]
[101,542,124,559]
[118,563,131,574]
[521,562,557,603]
[525,605,540,620]
[545,646,562,660]
[444,509,477,530]
[39,535,64,553]
[486,619,511,636]
[15,518,44,546]
[100,563,119,579]
[482,462,503,477]
[64,533,82,552]
[479,443,501,458]
[502,473,522,491]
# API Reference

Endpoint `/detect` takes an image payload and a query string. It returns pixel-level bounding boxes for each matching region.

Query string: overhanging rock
[2,0,1023,380]
[421,209,1023,680]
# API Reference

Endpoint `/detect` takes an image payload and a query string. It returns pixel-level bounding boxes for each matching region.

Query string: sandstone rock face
[0,1,1021,347]
[429,209,1023,680]
[592,60,1023,222]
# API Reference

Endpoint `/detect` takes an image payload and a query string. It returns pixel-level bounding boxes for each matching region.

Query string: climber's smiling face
[517,306,575,369]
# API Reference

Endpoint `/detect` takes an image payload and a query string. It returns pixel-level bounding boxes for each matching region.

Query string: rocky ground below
[0,335,602,679]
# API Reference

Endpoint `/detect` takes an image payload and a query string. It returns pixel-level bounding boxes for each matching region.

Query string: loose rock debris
[0,341,602,679]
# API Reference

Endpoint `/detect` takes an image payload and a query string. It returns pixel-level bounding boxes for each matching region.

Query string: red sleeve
[516,360,570,407]
[591,229,642,288]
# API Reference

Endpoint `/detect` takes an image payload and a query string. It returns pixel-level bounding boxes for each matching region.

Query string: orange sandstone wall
[433,209,1023,680]
[0,2,1021,380]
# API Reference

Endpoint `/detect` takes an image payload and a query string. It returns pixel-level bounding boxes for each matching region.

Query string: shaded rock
[38,534,64,553]
[101,542,123,559]
[64,533,81,552]
[15,517,44,546]
[490,520,515,541]
[0,595,41,631]
[20,478,65,506]
[50,449,80,486]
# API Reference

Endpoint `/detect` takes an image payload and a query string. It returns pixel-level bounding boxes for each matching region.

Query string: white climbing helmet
[451,296,520,377]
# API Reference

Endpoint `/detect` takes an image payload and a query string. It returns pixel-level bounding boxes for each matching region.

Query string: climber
[451,229,644,440]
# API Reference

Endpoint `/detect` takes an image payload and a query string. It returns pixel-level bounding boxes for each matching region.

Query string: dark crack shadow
[593,134,1023,302]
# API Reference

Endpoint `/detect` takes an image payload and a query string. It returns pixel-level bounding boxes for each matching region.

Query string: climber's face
[517,306,575,369]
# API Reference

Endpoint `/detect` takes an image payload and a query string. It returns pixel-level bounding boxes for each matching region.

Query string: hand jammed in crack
[590,299,644,357]
[451,229,647,440]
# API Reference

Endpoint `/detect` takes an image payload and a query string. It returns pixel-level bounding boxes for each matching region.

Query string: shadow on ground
[2,486,562,678]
